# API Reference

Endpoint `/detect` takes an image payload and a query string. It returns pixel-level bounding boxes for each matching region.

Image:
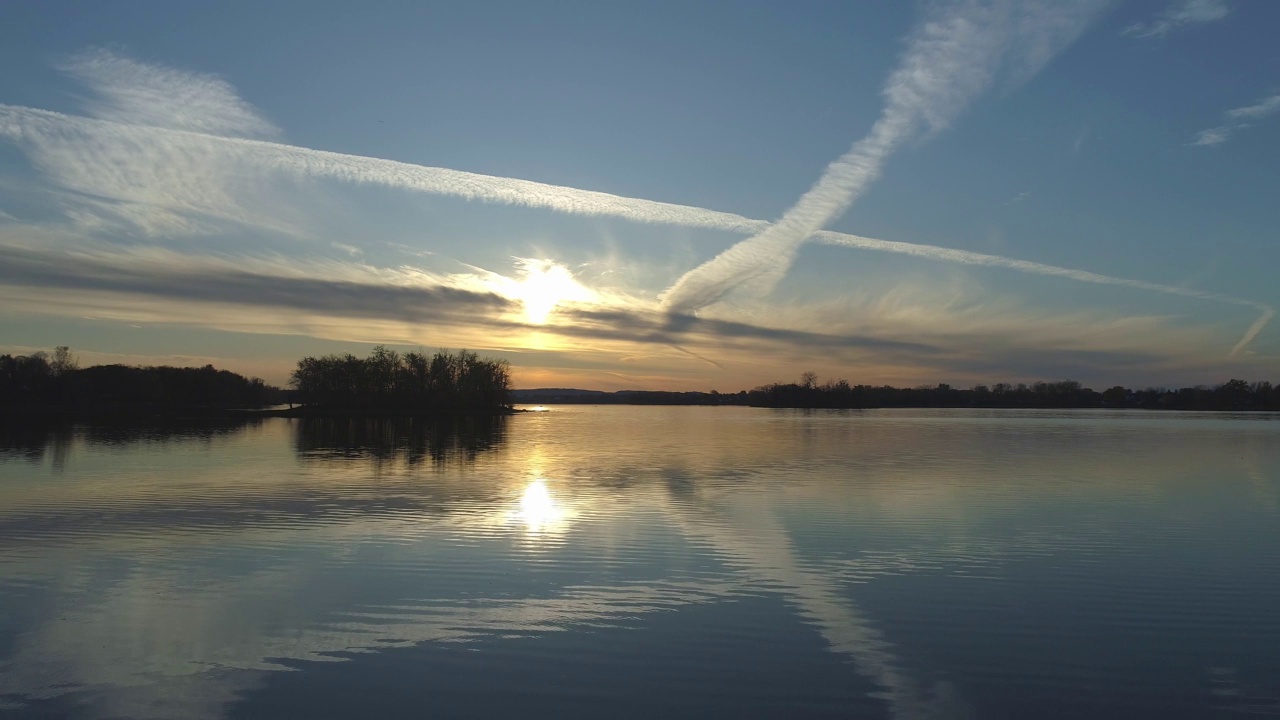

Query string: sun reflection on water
[513,479,566,534]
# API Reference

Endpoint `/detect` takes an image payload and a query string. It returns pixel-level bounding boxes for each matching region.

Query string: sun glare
[515,479,563,533]
[510,259,594,325]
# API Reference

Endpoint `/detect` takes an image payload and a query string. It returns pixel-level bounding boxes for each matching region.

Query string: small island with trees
[284,347,513,416]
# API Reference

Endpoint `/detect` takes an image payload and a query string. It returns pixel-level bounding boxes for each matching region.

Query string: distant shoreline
[513,379,1280,412]
[0,403,522,423]
[515,401,1280,412]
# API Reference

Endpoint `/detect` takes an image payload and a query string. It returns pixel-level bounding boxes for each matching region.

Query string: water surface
[2,407,1279,719]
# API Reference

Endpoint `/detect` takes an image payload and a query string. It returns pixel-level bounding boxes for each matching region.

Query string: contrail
[0,105,764,236]
[813,231,1273,358]
[661,0,1105,313]
[0,101,1269,356]
[1232,308,1275,358]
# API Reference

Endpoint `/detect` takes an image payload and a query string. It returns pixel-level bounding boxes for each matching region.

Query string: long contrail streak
[0,103,1269,356]
[812,232,1273,358]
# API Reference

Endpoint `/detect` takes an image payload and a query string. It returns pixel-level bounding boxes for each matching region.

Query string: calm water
[2,406,1279,719]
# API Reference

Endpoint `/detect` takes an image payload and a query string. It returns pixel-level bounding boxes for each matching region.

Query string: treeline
[516,376,1280,411]
[1,347,278,412]
[747,376,1280,411]
[290,346,512,414]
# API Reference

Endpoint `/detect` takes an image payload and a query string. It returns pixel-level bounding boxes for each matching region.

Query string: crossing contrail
[660,0,1107,313]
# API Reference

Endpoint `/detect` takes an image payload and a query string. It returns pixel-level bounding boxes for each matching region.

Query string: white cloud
[1225,92,1280,120]
[1191,91,1280,147]
[1191,126,1231,146]
[59,48,278,138]
[1124,0,1232,39]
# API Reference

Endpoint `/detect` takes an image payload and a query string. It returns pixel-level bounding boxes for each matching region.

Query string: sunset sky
[1,0,1277,391]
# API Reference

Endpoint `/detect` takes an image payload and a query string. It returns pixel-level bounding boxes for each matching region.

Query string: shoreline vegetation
[0,346,516,421]
[517,376,1280,412]
[2,347,1278,421]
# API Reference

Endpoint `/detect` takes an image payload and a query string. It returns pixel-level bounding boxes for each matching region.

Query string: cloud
[1190,126,1231,146]
[1225,92,1280,120]
[0,103,766,238]
[58,47,278,138]
[1124,0,1232,38]
[1190,91,1280,147]
[0,236,951,369]
[563,307,944,356]
[0,240,514,326]
[658,0,1104,313]
[0,46,1271,365]
[14,232,1208,385]
[1,101,1270,357]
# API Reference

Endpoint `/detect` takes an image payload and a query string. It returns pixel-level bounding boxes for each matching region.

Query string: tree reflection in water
[292,416,507,470]
[0,418,264,468]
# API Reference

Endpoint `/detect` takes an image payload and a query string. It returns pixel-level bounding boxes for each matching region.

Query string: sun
[510,259,594,324]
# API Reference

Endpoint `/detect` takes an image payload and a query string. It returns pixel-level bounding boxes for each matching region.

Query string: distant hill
[511,388,730,405]
[510,388,610,402]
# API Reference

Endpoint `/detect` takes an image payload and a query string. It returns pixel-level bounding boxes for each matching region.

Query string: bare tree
[51,346,79,377]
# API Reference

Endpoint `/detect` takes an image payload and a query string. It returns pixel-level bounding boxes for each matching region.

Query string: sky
[1,0,1277,391]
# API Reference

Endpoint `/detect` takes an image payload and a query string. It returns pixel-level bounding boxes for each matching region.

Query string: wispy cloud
[1124,0,1232,39]
[0,239,514,326]
[1225,92,1280,120]
[1190,126,1231,146]
[659,0,1104,313]
[1190,90,1280,147]
[59,47,278,138]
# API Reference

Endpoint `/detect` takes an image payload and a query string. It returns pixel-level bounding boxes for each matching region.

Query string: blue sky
[1,0,1277,390]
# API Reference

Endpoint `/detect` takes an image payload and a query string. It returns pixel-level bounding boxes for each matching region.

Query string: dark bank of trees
[747,374,1280,411]
[289,346,512,415]
[515,376,1280,411]
[2,345,512,418]
[1,347,277,416]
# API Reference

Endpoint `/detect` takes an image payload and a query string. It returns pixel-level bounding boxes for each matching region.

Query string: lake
[1,406,1278,719]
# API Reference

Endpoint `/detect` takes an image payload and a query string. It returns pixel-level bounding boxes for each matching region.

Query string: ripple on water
[0,407,1277,719]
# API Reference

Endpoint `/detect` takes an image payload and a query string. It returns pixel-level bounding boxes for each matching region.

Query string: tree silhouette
[289,346,511,414]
